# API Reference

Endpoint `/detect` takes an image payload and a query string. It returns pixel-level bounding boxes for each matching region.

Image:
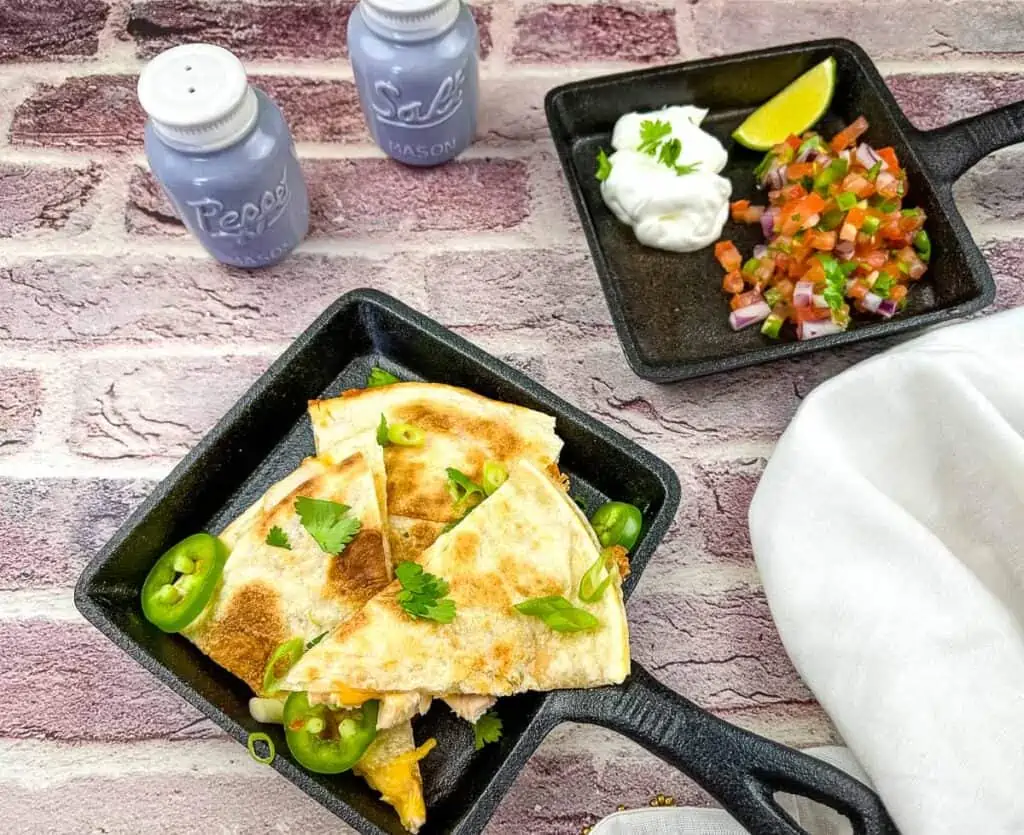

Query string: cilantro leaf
[595,148,612,182]
[265,526,292,550]
[817,253,848,313]
[377,413,390,447]
[395,561,456,623]
[367,367,400,387]
[474,710,503,750]
[657,137,681,168]
[675,162,699,176]
[637,119,672,155]
[295,496,361,555]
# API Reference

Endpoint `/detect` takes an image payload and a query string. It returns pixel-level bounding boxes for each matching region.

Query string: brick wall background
[2,1,1022,832]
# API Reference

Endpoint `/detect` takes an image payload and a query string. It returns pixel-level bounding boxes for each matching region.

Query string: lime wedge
[732,57,837,151]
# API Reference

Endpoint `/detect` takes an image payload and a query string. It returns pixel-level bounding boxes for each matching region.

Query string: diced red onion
[793,281,814,308]
[728,301,772,331]
[812,293,829,309]
[834,240,856,260]
[855,143,882,170]
[877,299,898,318]
[876,170,897,192]
[798,320,844,340]
[760,208,776,238]
[796,144,816,163]
[862,292,883,313]
[766,166,786,190]
[753,244,769,259]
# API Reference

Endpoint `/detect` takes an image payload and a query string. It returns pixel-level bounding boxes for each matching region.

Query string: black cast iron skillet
[76,290,897,835]
[546,38,1018,382]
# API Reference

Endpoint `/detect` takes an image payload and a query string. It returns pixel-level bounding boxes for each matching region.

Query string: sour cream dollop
[600,106,732,253]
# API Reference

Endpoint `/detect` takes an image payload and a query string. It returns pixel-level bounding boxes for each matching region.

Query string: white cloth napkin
[595,309,1024,834]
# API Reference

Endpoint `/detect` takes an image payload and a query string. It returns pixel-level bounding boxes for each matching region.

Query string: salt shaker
[137,44,310,268]
[348,0,479,166]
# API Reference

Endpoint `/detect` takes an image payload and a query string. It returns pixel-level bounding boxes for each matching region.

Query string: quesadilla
[282,460,631,699]
[308,382,564,564]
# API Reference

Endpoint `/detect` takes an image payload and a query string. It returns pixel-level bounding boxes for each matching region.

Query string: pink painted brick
[0,369,41,454]
[511,2,678,63]
[127,158,530,237]
[953,147,1024,224]
[0,162,101,236]
[887,72,1024,131]
[980,241,1024,311]
[1,619,216,740]
[128,0,491,59]
[0,477,153,590]
[70,355,273,460]
[5,769,342,833]
[10,75,365,148]
[424,249,612,329]
[0,254,421,346]
[690,0,1024,61]
[128,0,355,60]
[692,459,765,562]
[491,749,714,834]
[628,582,814,710]
[0,0,109,61]
[10,75,143,148]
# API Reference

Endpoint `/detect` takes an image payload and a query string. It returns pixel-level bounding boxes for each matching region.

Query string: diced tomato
[890,284,908,302]
[863,250,888,270]
[877,147,900,171]
[847,282,869,301]
[781,216,801,237]
[786,162,815,181]
[722,270,744,294]
[730,289,763,310]
[846,207,867,229]
[715,241,743,273]
[803,259,826,284]
[785,135,802,150]
[881,220,910,246]
[801,192,826,215]
[781,183,807,202]
[743,205,765,224]
[830,116,869,152]
[841,174,874,198]
[809,229,837,250]
[730,200,751,222]
[875,172,901,199]
[793,305,831,323]
[839,222,858,242]
[774,279,795,300]
[899,212,925,234]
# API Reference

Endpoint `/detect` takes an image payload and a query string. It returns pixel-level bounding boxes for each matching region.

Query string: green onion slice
[387,422,425,447]
[367,367,399,388]
[481,461,508,496]
[247,732,276,765]
[579,548,618,603]
[514,595,600,632]
[262,637,305,696]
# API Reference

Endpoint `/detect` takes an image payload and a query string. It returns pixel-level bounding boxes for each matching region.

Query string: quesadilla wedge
[182,434,392,691]
[282,460,630,699]
[309,382,564,564]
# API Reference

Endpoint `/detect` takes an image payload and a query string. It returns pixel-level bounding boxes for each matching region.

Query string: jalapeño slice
[283,691,379,774]
[141,533,227,633]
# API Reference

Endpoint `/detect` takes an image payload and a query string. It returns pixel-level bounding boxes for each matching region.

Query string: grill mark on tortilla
[325,530,390,606]
[197,581,286,693]
[393,403,527,459]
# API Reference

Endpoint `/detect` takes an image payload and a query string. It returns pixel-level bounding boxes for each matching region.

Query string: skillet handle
[546,662,898,835]
[911,100,1024,186]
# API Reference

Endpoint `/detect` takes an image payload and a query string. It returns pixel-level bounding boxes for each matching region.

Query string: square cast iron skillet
[76,290,897,835]
[545,38,1021,382]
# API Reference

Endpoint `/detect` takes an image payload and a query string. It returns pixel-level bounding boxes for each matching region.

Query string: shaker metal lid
[137,44,259,152]
[359,0,461,39]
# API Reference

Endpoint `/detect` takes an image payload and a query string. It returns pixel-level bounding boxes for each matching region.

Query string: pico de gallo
[715,117,931,340]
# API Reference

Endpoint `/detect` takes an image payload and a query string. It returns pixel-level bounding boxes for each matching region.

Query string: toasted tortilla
[182,434,392,692]
[309,382,564,527]
[283,460,630,698]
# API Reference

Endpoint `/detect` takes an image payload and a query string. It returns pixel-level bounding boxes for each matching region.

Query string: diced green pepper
[836,191,857,211]
[742,258,759,276]
[760,314,784,339]
[764,287,783,307]
[914,230,931,262]
[813,159,848,193]
[861,216,881,235]
[819,209,845,231]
